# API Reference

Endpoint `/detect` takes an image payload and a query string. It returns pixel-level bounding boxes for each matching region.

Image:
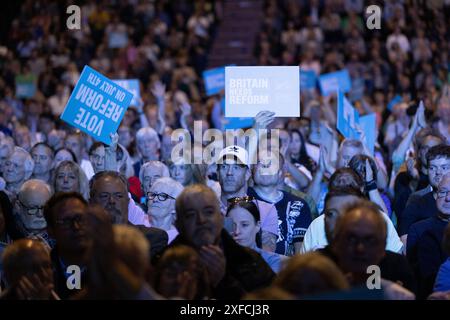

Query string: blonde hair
[53,160,89,200]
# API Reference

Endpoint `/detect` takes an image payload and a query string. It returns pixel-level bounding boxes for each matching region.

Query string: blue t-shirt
[434,258,450,292]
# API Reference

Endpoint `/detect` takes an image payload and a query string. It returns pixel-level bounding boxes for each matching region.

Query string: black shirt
[318,245,417,294]
[399,191,437,236]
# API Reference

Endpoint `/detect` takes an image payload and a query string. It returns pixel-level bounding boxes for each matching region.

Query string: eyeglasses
[147,192,175,202]
[55,215,87,229]
[17,198,44,215]
[227,196,255,205]
[437,190,450,199]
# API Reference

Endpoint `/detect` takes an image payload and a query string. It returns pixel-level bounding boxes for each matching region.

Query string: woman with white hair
[146,177,183,243]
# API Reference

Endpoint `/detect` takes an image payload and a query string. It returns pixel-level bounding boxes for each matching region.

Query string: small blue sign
[300,70,317,90]
[319,69,352,96]
[203,66,227,96]
[337,91,359,139]
[387,94,403,111]
[60,65,133,145]
[358,113,376,156]
[113,79,140,106]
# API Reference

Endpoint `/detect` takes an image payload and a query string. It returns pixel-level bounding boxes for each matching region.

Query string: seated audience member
[1,239,57,300]
[274,252,349,298]
[433,223,450,294]
[13,179,52,243]
[53,148,77,168]
[227,198,287,273]
[113,224,162,299]
[30,142,54,184]
[64,132,94,180]
[53,160,89,199]
[153,245,209,299]
[75,206,159,300]
[248,152,313,256]
[146,177,183,243]
[134,127,161,176]
[216,145,278,252]
[408,172,450,298]
[89,171,168,259]
[3,147,34,199]
[326,199,416,299]
[400,145,450,243]
[301,174,403,254]
[43,192,91,299]
[170,184,275,299]
[139,161,170,207]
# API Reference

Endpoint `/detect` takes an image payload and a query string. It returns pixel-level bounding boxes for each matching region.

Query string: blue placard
[358,113,376,156]
[60,65,133,145]
[337,91,359,139]
[319,69,352,96]
[113,79,140,106]
[108,32,128,49]
[203,66,230,96]
[387,94,402,111]
[220,98,253,129]
[300,70,317,90]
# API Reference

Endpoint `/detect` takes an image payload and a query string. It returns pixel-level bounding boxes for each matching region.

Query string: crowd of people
[0,0,449,300]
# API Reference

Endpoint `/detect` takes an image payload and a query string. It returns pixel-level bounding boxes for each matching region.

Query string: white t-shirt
[300,211,404,254]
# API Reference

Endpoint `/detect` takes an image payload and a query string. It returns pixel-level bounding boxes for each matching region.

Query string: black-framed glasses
[55,215,87,229]
[227,196,255,205]
[147,192,175,202]
[17,198,44,215]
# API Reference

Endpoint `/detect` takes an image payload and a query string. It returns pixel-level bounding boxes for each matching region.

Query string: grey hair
[150,177,184,199]
[139,160,170,183]
[136,127,160,148]
[0,136,15,154]
[113,224,150,268]
[12,147,34,175]
[19,179,52,195]
[339,139,364,151]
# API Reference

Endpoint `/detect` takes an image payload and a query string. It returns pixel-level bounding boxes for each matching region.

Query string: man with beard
[13,179,52,243]
[400,145,450,244]
[89,171,168,260]
[170,184,275,299]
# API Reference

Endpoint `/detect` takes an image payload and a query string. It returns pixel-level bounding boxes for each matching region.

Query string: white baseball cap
[217,145,249,166]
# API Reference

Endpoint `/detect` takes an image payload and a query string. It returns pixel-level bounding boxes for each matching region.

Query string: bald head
[436,173,450,215]
[2,239,52,287]
[15,179,52,234]
[331,200,387,280]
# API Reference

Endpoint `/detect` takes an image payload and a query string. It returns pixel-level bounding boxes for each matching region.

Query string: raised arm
[151,81,166,135]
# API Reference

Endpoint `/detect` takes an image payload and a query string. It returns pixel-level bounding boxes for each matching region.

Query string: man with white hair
[133,127,161,177]
[139,161,170,200]
[146,177,183,243]
[3,147,35,198]
[13,179,52,240]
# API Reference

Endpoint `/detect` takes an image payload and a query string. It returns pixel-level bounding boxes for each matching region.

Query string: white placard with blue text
[319,69,352,96]
[60,65,133,145]
[113,79,140,106]
[225,66,300,117]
